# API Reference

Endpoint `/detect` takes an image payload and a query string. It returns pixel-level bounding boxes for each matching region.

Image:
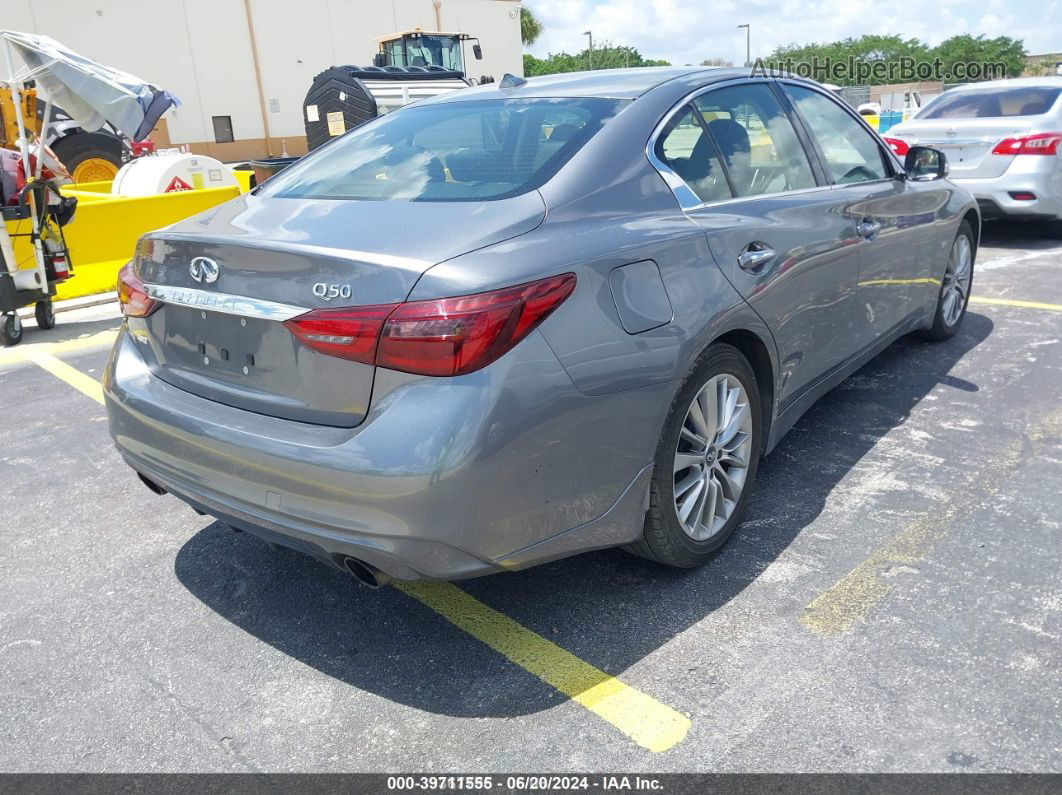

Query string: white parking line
[977,246,1062,271]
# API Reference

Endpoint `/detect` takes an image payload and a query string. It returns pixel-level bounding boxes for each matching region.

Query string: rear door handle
[857,219,882,240]
[737,243,776,272]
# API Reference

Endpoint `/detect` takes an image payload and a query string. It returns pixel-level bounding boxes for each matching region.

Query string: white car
[884,77,1062,222]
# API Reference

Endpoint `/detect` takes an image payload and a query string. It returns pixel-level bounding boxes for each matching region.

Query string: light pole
[737,23,750,68]
[584,30,594,70]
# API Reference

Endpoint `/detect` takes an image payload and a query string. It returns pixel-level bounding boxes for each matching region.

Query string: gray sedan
[105,68,978,586]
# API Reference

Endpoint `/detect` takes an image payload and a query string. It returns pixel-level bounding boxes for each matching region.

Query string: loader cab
[374,30,482,77]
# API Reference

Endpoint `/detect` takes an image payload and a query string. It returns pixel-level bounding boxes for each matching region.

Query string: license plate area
[162,307,278,379]
[943,145,968,164]
[919,140,989,167]
[142,303,373,427]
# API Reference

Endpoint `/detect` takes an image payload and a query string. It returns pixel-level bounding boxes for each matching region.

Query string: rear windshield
[259,97,628,202]
[918,86,1062,119]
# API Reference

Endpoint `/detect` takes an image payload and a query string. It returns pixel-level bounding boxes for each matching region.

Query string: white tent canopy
[0,29,178,141]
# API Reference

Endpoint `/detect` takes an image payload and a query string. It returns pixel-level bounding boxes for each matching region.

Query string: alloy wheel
[673,373,754,541]
[941,234,972,327]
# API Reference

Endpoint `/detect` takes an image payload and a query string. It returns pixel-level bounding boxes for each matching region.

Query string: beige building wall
[1024,53,1062,76]
[5,0,523,161]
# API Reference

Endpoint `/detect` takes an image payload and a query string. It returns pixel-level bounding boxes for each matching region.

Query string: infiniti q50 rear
[105,68,978,583]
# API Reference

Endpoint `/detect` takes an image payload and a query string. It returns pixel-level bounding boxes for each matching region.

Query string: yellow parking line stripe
[23,350,105,405]
[800,491,997,637]
[799,408,1062,636]
[801,440,1018,636]
[969,296,1062,313]
[396,580,691,752]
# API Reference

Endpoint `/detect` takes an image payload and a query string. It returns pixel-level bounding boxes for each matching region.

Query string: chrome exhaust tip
[342,557,392,589]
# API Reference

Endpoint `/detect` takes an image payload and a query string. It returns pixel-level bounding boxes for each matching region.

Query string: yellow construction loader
[1,85,127,182]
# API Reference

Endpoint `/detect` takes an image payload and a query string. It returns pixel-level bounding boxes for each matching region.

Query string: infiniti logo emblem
[189,256,220,284]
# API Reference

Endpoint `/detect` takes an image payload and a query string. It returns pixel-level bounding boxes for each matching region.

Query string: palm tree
[521,6,543,48]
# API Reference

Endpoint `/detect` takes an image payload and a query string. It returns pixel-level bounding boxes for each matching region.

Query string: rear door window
[654,106,732,204]
[918,86,1062,119]
[783,84,890,184]
[692,83,817,197]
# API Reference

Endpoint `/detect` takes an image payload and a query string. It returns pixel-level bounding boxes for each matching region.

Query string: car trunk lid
[134,192,546,427]
[889,117,1040,179]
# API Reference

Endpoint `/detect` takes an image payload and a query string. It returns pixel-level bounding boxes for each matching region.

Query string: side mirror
[472,44,483,60]
[904,145,948,181]
[373,52,386,67]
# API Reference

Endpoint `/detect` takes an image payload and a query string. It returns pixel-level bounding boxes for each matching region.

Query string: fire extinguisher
[42,232,70,281]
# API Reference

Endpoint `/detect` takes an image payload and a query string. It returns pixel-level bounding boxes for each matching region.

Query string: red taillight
[117,262,157,317]
[284,273,577,376]
[378,274,577,376]
[883,136,909,156]
[283,303,397,364]
[991,132,1062,156]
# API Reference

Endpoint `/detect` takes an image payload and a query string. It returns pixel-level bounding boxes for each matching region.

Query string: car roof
[423,66,755,103]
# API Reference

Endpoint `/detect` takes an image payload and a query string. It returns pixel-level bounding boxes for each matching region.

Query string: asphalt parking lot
[1,221,1060,773]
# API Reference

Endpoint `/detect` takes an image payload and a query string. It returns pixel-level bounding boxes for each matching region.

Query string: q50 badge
[313,283,353,301]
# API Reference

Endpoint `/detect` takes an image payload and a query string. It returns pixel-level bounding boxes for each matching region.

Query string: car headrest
[980,98,1002,117]
[707,119,751,162]
[676,134,717,181]
[1019,100,1047,115]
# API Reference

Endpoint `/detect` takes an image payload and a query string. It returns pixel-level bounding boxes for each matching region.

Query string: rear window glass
[918,86,1062,119]
[259,97,628,202]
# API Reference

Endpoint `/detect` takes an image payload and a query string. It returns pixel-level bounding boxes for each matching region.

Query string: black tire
[1,313,23,347]
[50,132,123,183]
[923,221,975,342]
[630,343,763,568]
[35,299,55,330]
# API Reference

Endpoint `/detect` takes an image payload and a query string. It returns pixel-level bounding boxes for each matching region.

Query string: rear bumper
[951,163,1062,220]
[103,327,664,580]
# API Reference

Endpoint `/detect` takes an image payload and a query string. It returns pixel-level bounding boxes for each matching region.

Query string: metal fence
[837,85,870,109]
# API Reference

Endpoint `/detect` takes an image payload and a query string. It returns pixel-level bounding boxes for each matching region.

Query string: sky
[524,0,1062,66]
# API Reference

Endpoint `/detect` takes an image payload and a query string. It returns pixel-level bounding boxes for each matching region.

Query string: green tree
[524,52,578,76]
[523,42,670,76]
[771,34,927,64]
[931,34,1027,79]
[520,6,543,48]
[766,33,1027,85]
[768,35,928,85]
